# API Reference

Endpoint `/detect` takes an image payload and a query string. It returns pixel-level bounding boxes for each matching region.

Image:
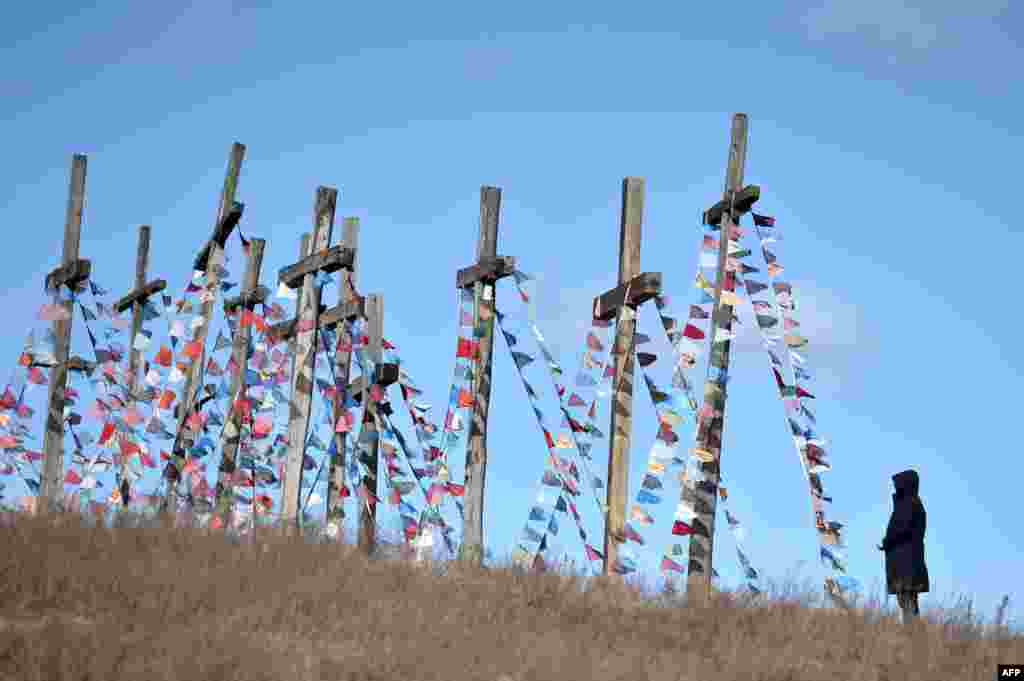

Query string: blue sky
[2,1,1022,616]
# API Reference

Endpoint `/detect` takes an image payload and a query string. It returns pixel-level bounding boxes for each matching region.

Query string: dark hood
[892,469,919,498]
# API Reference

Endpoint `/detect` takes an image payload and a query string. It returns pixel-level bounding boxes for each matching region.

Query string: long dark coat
[882,470,929,594]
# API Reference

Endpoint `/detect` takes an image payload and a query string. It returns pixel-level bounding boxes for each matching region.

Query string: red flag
[456,337,478,360]
[158,390,176,410]
[182,341,202,361]
[773,368,786,391]
[98,422,116,445]
[64,469,82,485]
[672,520,693,536]
[155,346,173,367]
[796,385,815,400]
[119,439,140,458]
[682,324,705,340]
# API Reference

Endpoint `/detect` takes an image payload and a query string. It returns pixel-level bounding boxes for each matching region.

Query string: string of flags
[493,272,599,572]
[742,212,857,597]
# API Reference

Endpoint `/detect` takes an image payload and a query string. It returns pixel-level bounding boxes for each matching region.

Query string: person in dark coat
[878,469,929,623]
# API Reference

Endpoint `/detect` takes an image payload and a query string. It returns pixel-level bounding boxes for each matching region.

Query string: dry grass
[0,513,1019,681]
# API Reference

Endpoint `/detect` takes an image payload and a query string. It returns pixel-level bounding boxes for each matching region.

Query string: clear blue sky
[2,1,1022,617]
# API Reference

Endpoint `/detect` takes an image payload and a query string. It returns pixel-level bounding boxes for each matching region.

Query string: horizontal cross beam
[45,259,92,292]
[223,285,270,314]
[193,202,245,272]
[346,363,401,404]
[592,271,662,321]
[702,184,760,226]
[31,356,96,374]
[278,245,354,290]
[265,296,366,343]
[113,279,167,314]
[456,255,517,289]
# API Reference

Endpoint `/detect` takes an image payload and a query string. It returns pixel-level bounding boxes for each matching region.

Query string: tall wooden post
[325,217,360,536]
[357,294,383,554]
[113,225,167,507]
[39,154,90,512]
[603,177,645,575]
[459,187,502,566]
[167,142,246,511]
[280,187,337,529]
[215,238,266,522]
[686,113,750,602]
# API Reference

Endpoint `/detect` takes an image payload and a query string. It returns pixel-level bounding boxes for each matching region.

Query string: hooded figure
[880,469,929,621]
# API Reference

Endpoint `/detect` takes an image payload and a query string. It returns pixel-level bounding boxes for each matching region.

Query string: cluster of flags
[500,271,609,572]
[1,208,856,598]
[740,213,856,596]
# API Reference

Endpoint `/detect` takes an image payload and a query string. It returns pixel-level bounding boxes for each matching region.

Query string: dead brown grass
[0,513,1019,681]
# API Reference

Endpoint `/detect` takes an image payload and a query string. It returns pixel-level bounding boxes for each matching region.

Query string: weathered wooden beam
[277,244,354,290]
[222,285,270,314]
[119,225,157,508]
[702,184,759,226]
[113,278,167,314]
[358,294,384,556]
[193,201,245,272]
[281,187,337,529]
[603,177,645,576]
[326,217,360,535]
[167,142,246,512]
[40,154,88,513]
[687,113,750,603]
[591,271,662,322]
[265,296,365,343]
[65,356,95,373]
[215,238,266,524]
[44,258,92,292]
[455,255,517,289]
[459,185,503,566]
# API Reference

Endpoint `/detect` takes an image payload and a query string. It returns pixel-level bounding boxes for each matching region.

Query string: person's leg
[898,591,920,623]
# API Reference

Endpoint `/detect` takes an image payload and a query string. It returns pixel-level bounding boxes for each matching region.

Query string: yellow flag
[784,334,808,349]
[692,447,715,463]
[719,290,742,307]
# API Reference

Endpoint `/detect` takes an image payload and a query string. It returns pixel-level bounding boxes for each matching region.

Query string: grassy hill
[0,513,1019,680]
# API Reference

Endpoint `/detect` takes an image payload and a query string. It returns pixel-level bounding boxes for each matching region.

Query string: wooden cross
[686,113,760,602]
[111,225,167,507]
[590,177,662,576]
[213,237,266,523]
[278,187,344,529]
[454,186,517,566]
[39,154,92,512]
[265,223,398,538]
[165,142,246,512]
